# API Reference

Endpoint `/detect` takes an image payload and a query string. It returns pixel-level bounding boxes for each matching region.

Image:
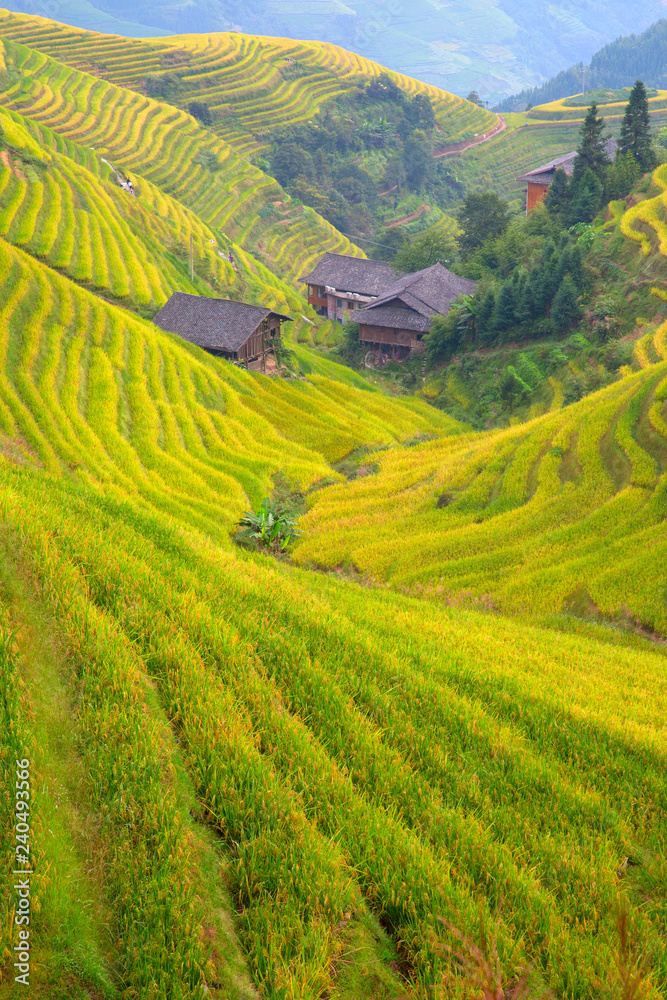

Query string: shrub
[188,101,212,126]
[236,498,301,553]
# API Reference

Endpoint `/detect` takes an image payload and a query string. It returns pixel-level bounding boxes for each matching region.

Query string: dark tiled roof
[364,262,476,317]
[517,152,577,183]
[523,172,558,186]
[299,252,399,296]
[153,293,291,354]
[357,305,433,333]
[518,138,617,184]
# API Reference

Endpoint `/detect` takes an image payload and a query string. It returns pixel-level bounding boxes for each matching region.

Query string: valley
[0,11,665,1000]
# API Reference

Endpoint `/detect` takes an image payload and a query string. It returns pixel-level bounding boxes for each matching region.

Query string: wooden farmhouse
[356,263,476,359]
[300,252,398,322]
[517,152,577,214]
[518,138,617,214]
[153,292,290,370]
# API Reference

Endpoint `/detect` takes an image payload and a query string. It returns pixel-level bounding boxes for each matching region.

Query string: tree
[492,281,517,332]
[457,193,511,257]
[476,289,496,337]
[571,102,609,186]
[618,80,657,172]
[544,168,570,221]
[271,143,313,186]
[382,156,407,191]
[402,130,433,190]
[393,230,458,272]
[516,273,537,324]
[551,275,580,333]
[466,91,487,107]
[569,167,604,224]
[340,321,363,362]
[369,227,409,261]
[144,73,180,100]
[365,74,403,103]
[606,151,641,200]
[425,309,461,364]
[411,94,436,130]
[188,101,212,126]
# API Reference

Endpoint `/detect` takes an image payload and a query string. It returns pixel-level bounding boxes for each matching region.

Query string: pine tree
[571,102,610,186]
[551,275,580,333]
[476,289,496,338]
[606,151,641,200]
[569,168,604,224]
[516,271,536,323]
[544,168,570,221]
[537,240,561,303]
[492,281,517,332]
[618,80,657,173]
[562,242,585,288]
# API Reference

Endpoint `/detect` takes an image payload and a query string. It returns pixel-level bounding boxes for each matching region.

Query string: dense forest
[262,75,464,256]
[498,19,667,112]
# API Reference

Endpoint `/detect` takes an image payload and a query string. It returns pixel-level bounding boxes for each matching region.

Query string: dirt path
[433,114,507,159]
[384,202,431,228]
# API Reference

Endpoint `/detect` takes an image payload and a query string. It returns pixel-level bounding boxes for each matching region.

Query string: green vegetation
[499,18,667,112]
[236,497,301,552]
[0,13,666,1000]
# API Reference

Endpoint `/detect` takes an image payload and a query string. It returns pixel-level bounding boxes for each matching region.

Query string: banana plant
[236,498,301,552]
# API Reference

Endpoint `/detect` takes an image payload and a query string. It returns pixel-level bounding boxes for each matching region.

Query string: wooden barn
[300,252,398,322]
[153,293,290,370]
[356,263,476,359]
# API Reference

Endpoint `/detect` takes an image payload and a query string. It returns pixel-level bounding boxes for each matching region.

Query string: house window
[337,298,343,308]
[319,286,326,297]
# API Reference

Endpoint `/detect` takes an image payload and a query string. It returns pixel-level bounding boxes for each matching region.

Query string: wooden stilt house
[356,263,476,359]
[153,293,291,369]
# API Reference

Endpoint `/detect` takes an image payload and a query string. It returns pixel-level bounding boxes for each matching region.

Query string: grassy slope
[294,168,667,634]
[0,29,363,295]
[0,11,496,154]
[0,19,665,1000]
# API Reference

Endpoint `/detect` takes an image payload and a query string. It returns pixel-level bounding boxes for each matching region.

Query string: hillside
[498,18,667,113]
[0,231,665,1000]
[0,15,666,1000]
[3,0,667,103]
[0,11,500,248]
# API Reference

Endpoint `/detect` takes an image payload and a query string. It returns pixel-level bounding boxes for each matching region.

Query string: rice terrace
[0,6,666,1000]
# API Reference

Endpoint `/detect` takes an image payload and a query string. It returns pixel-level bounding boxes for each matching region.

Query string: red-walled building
[517,152,577,214]
[518,138,617,214]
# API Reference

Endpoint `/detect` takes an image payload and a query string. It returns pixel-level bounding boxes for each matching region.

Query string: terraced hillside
[0,30,363,294]
[0,98,324,329]
[528,90,667,125]
[0,235,665,1000]
[294,312,667,637]
[0,15,666,1000]
[0,237,452,538]
[0,11,497,157]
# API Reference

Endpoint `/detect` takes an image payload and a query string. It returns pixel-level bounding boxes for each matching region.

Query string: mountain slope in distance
[2,0,667,102]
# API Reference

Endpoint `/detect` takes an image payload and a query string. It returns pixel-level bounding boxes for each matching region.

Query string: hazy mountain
[497,18,667,111]
[5,0,667,102]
